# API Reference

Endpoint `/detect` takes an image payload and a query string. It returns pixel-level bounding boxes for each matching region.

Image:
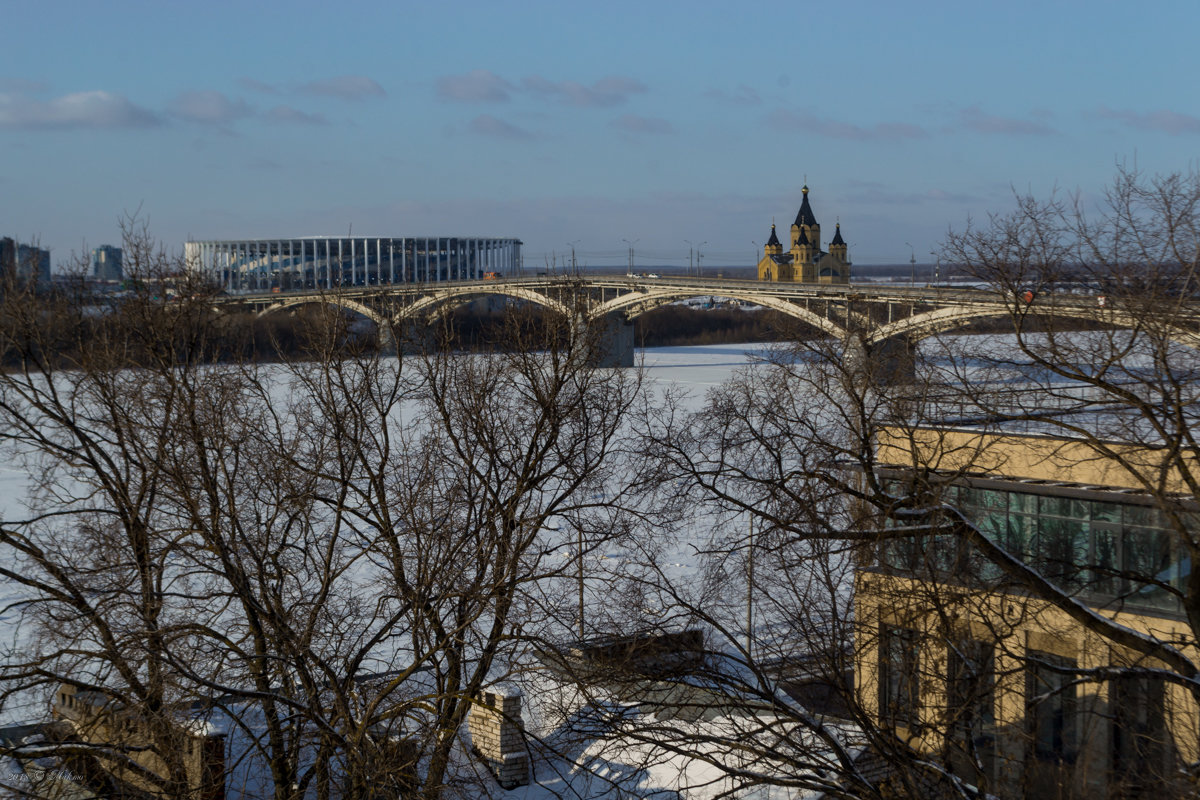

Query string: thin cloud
[703,84,761,106]
[169,90,253,124]
[437,70,514,103]
[247,156,283,170]
[842,179,984,206]
[265,105,327,125]
[0,90,160,129]
[0,78,49,93]
[301,75,386,100]
[1096,106,1200,136]
[469,114,533,140]
[238,77,280,95]
[766,109,927,141]
[611,114,674,135]
[521,74,646,107]
[959,106,1055,135]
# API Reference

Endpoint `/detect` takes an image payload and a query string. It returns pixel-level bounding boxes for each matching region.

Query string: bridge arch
[396,285,572,322]
[255,296,386,326]
[866,304,1200,350]
[587,290,849,340]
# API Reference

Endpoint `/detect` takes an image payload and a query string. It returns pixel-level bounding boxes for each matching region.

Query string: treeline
[633,305,798,347]
[447,304,798,350]
[0,300,377,371]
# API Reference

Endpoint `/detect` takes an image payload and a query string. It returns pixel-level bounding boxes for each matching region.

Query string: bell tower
[758,222,785,281]
[829,222,848,263]
[791,225,813,280]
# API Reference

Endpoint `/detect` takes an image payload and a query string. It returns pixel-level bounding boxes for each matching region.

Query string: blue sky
[3,0,1199,269]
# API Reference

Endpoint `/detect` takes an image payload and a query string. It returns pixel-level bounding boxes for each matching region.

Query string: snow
[9,334,1145,795]
[0,343,793,797]
[639,343,768,390]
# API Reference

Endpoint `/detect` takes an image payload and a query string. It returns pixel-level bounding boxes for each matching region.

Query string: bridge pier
[377,319,438,357]
[382,319,439,357]
[587,312,635,368]
[845,333,917,384]
[377,322,397,356]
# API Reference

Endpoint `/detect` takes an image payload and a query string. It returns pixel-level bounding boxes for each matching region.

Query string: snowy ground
[638,343,766,390]
[9,335,1127,796]
[0,345,776,792]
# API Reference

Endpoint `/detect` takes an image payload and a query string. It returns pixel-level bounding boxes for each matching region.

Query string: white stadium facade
[184,236,522,293]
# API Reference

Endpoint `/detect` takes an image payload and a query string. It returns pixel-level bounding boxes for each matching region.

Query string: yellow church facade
[757,186,850,283]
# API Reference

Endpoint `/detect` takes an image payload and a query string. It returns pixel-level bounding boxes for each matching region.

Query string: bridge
[212,275,1200,368]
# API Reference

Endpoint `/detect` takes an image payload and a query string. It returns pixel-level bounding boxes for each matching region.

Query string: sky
[3,0,1199,271]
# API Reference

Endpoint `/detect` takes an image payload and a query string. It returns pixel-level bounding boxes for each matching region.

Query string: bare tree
[0,226,646,799]
[614,167,1200,799]
[0,224,242,798]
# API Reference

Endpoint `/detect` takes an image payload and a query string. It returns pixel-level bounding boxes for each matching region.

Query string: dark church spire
[793,185,817,227]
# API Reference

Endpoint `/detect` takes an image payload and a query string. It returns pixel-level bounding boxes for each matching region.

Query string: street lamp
[747,515,754,657]
[931,251,940,287]
[622,238,639,275]
[567,240,580,276]
[684,239,708,277]
[905,242,915,287]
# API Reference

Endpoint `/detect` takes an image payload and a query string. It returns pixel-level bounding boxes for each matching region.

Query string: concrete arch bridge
[216,275,1200,368]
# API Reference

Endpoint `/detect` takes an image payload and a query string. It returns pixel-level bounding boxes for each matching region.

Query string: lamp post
[905,242,915,287]
[695,240,707,278]
[746,515,754,658]
[931,251,941,287]
[567,240,580,276]
[578,523,585,639]
[622,238,639,275]
[684,239,694,275]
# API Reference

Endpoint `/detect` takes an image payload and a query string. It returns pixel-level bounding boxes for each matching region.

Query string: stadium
[184,236,523,293]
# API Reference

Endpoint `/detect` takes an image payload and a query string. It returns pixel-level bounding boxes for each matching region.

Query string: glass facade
[183,237,523,294]
[878,480,1189,615]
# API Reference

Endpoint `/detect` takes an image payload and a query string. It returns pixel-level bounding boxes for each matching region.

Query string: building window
[1111,676,1170,793]
[1026,651,1077,764]
[880,625,921,728]
[948,638,995,746]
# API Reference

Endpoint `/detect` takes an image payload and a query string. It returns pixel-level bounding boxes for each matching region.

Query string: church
[757,186,850,283]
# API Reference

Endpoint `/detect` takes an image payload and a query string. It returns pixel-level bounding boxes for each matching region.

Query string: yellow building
[856,427,1199,799]
[757,185,850,283]
[53,683,226,799]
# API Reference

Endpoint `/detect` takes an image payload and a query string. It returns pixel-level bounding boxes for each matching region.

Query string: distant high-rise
[17,244,50,285]
[0,238,14,280]
[4,241,51,286]
[92,245,123,282]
